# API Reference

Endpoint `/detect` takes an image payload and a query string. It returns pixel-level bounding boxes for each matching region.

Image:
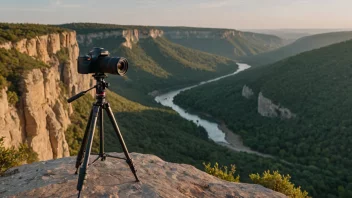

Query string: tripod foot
[77,190,82,198]
[126,158,139,181]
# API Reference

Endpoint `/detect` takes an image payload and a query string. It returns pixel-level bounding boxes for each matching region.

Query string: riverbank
[218,123,274,158]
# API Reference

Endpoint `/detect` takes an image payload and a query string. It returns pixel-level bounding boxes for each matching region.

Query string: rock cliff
[241,85,295,119]
[76,29,164,49]
[258,92,296,119]
[0,153,286,198]
[0,31,92,161]
[242,85,254,99]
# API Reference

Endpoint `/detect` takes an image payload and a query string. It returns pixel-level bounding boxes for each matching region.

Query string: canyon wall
[0,31,92,161]
[258,92,296,119]
[76,29,164,49]
[241,85,296,119]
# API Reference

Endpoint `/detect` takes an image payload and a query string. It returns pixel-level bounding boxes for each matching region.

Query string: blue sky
[0,0,351,29]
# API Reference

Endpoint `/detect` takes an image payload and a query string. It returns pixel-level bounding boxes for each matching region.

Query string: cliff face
[164,30,243,39]
[0,31,92,161]
[76,29,164,49]
[258,92,296,119]
[241,85,296,119]
[0,153,286,198]
[163,30,282,47]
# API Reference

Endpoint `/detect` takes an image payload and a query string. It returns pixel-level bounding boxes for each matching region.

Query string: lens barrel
[99,57,128,76]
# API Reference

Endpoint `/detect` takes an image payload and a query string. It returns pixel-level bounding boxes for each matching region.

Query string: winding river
[155,63,273,158]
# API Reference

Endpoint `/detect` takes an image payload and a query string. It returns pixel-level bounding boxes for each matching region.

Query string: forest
[0,48,48,105]
[174,39,352,197]
[0,23,68,44]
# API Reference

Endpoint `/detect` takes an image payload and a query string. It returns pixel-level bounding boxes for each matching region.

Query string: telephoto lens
[99,57,128,76]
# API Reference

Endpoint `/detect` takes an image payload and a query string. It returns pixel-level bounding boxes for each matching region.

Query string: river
[155,63,273,158]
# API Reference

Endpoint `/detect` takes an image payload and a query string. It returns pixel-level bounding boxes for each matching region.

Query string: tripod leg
[75,108,93,173]
[99,107,105,161]
[77,105,100,192]
[104,103,139,182]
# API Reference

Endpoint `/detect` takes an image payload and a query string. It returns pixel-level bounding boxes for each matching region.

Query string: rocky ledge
[0,153,286,198]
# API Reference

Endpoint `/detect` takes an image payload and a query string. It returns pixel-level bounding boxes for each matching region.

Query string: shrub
[203,162,240,182]
[249,170,310,198]
[56,47,70,64]
[0,75,7,90]
[0,137,38,175]
[6,90,18,105]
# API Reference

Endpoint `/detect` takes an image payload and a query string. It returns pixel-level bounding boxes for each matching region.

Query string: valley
[1,22,352,198]
[154,62,276,159]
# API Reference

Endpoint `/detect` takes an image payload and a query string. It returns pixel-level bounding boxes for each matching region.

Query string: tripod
[67,73,139,197]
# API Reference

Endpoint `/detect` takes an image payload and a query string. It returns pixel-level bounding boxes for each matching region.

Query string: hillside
[241,31,352,66]
[159,26,284,59]
[174,40,352,197]
[0,153,285,198]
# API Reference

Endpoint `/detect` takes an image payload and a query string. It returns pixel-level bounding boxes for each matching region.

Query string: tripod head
[67,73,110,104]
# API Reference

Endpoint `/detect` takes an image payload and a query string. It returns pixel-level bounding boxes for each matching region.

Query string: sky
[0,0,351,29]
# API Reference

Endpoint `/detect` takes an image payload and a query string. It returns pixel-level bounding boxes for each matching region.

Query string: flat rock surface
[0,153,286,198]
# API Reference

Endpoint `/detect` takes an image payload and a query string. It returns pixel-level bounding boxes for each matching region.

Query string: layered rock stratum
[0,31,92,160]
[76,29,164,49]
[0,153,286,198]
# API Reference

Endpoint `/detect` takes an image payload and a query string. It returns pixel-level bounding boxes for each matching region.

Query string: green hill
[174,40,352,197]
[160,26,283,59]
[241,31,352,66]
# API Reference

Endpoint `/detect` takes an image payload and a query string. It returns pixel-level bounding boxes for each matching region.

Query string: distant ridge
[241,31,352,66]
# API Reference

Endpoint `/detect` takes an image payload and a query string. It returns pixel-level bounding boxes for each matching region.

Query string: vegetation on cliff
[0,23,69,44]
[174,40,352,197]
[0,48,48,104]
[0,137,38,175]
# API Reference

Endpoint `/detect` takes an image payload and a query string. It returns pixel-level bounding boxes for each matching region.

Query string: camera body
[78,47,128,76]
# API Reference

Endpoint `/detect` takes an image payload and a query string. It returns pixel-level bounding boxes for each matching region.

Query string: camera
[77,47,128,76]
